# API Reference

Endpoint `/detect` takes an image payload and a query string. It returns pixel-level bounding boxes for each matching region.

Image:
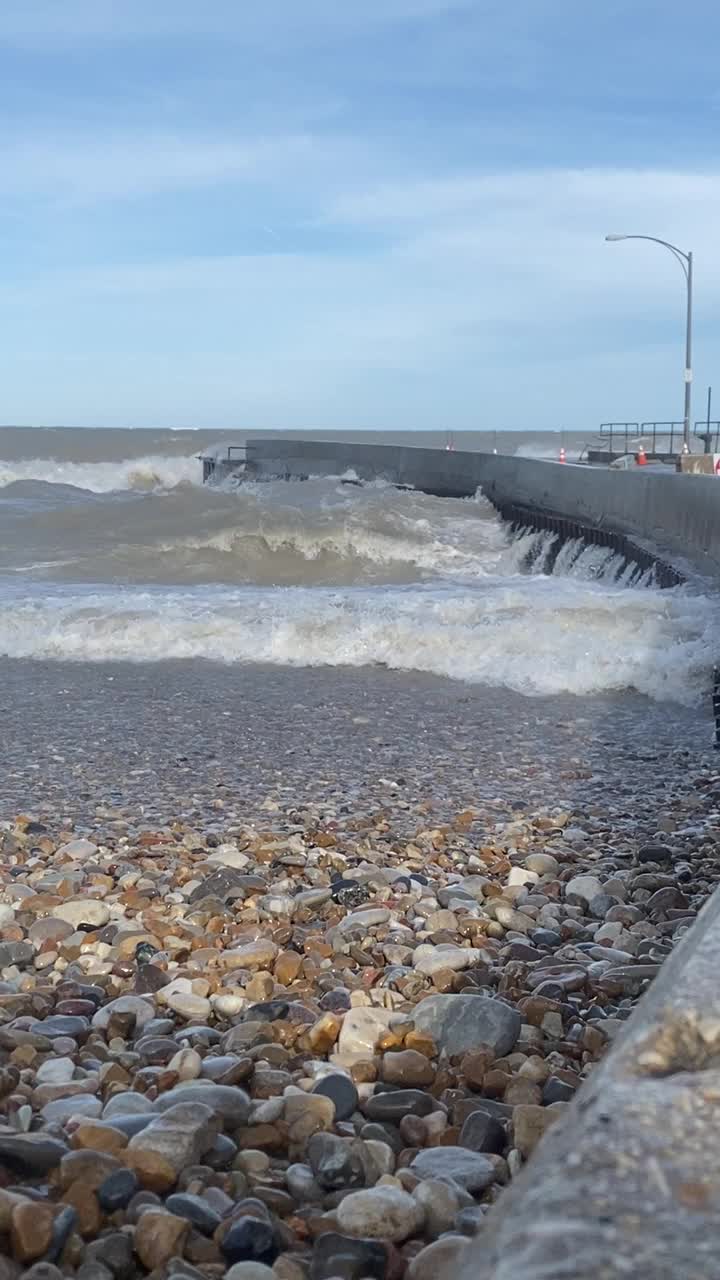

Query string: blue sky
[1,0,719,431]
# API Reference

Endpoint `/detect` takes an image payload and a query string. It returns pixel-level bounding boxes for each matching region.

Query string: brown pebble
[274,952,303,985]
[134,1208,190,1269]
[62,1180,102,1237]
[381,1050,435,1088]
[123,1147,178,1193]
[504,1078,542,1107]
[11,1201,56,1263]
[58,1149,122,1192]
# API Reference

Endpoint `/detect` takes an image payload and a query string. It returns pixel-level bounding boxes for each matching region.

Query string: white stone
[211,993,248,1018]
[35,1057,75,1085]
[54,900,110,928]
[338,908,391,933]
[524,853,559,877]
[494,904,534,932]
[336,1186,422,1242]
[507,867,539,888]
[206,845,250,869]
[91,994,155,1031]
[334,1007,395,1063]
[565,875,603,904]
[412,946,483,976]
[412,1179,460,1236]
[220,941,279,970]
[57,839,99,861]
[164,991,211,1021]
[168,1048,202,1080]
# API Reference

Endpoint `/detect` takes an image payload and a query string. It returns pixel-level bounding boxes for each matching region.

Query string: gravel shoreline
[0,659,716,1279]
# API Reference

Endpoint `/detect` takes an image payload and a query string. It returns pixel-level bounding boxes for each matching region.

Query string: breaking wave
[0,576,714,703]
[0,454,200,492]
[0,471,715,702]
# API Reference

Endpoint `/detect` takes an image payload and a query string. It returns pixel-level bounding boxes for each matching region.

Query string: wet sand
[0,658,710,830]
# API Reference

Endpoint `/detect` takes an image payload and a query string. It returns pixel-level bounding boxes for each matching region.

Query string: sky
[1,0,719,432]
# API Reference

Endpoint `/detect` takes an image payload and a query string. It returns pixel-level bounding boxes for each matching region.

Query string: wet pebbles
[0,763,716,1280]
[0,658,716,1275]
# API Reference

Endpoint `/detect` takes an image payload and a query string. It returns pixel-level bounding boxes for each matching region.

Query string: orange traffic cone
[636,443,647,466]
[559,447,566,463]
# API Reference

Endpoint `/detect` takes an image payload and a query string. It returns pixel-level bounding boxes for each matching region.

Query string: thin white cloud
[0,132,322,203]
[0,0,475,44]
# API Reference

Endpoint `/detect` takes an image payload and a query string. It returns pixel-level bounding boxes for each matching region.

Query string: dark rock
[318,990,351,1014]
[85,1233,134,1280]
[205,1133,238,1168]
[136,1018,175,1039]
[530,929,562,949]
[0,942,34,968]
[220,1217,278,1266]
[637,843,674,864]
[330,881,368,910]
[311,1232,387,1280]
[363,1089,434,1121]
[542,1076,577,1105]
[75,1264,114,1280]
[458,1109,506,1154]
[97,1168,139,1212]
[412,994,521,1057]
[153,1084,250,1127]
[134,965,171,994]
[135,1037,180,1064]
[165,1194,221,1235]
[35,1016,90,1040]
[307,1132,364,1190]
[452,1097,514,1126]
[312,1073,359,1121]
[188,869,247,905]
[45,1206,77,1263]
[454,1206,486,1236]
[176,1026,222,1046]
[244,1001,289,1023]
[359,1121,404,1154]
[0,1133,68,1175]
[20,1266,63,1280]
[125,1192,163,1223]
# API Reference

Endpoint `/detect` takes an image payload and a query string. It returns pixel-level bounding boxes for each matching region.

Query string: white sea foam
[0,576,714,704]
[0,454,200,492]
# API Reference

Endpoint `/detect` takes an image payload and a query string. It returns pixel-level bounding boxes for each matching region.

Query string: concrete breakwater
[231,438,720,584]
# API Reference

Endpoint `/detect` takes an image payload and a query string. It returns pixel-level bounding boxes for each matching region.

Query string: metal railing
[639,422,684,454]
[694,420,720,452]
[596,422,685,457]
[597,423,639,455]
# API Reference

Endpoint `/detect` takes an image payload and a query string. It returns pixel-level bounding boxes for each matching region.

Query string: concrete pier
[203,438,720,583]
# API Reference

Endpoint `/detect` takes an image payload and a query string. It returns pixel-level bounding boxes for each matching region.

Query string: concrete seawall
[243,438,720,582]
[458,881,720,1280]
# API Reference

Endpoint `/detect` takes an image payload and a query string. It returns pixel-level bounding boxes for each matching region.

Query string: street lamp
[605,233,694,452]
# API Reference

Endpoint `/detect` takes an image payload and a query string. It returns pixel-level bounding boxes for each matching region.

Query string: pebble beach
[0,657,717,1280]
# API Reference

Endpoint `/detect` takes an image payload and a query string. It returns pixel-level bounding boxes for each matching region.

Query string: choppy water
[0,426,716,701]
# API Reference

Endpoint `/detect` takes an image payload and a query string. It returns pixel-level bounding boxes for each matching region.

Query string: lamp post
[605,234,693,452]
